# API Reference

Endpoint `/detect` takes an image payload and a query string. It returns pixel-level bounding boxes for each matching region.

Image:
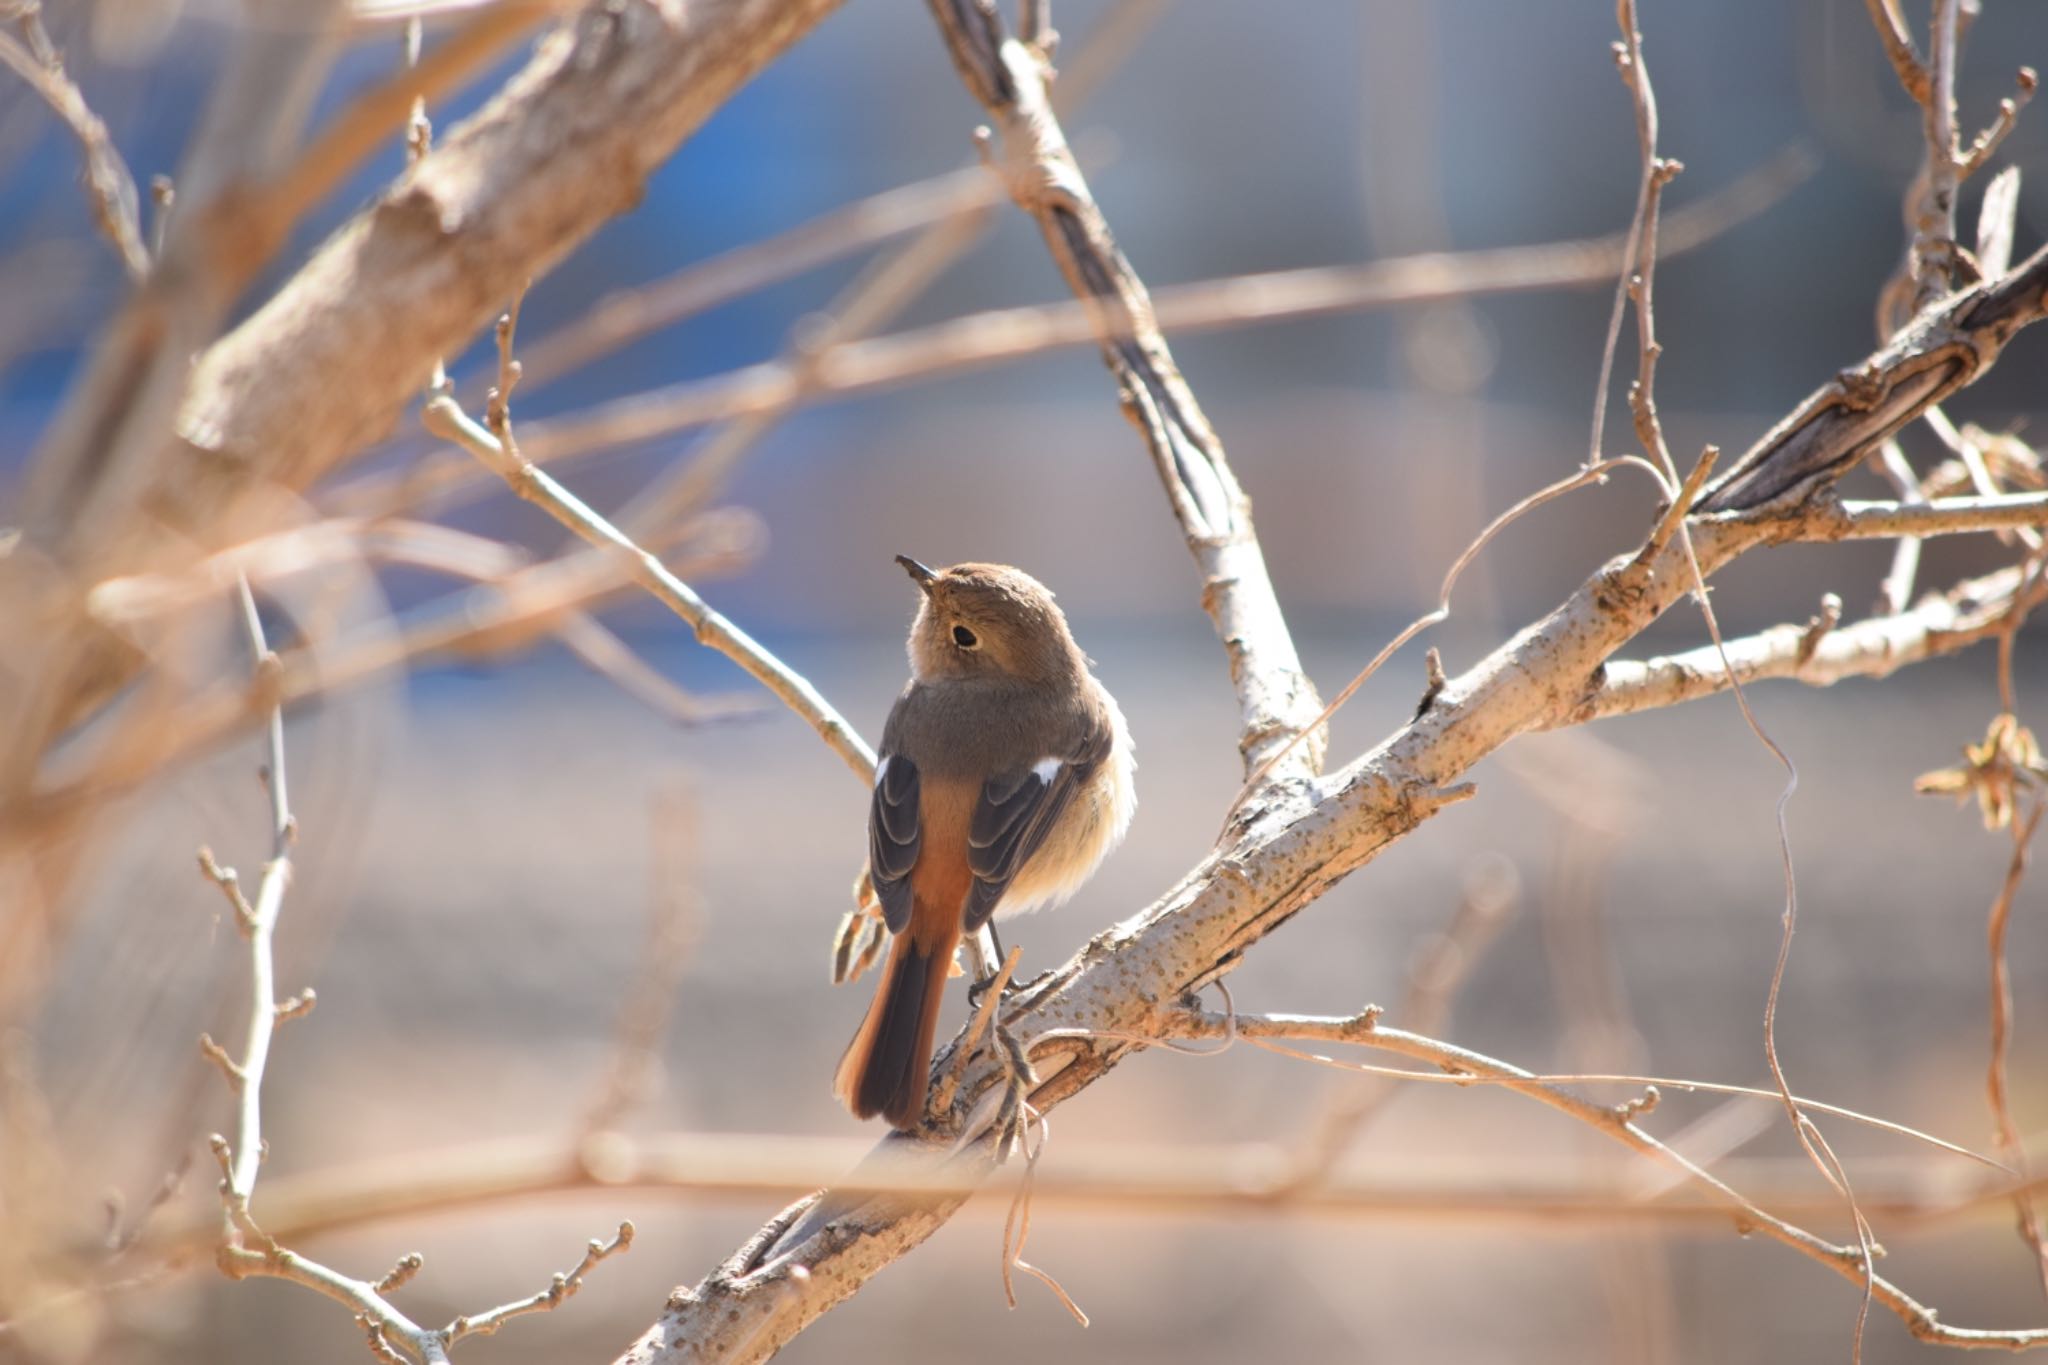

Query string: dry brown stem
[421,337,877,782]
[383,147,1806,522]
[1162,1008,2048,1351]
[1986,800,2048,1297]
[0,6,149,279]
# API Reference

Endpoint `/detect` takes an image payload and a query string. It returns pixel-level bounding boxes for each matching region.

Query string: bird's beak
[895,554,938,594]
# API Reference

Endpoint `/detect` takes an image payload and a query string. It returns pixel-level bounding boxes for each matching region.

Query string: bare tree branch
[421,354,876,781]
[0,7,149,279]
[1163,1007,2048,1352]
[189,576,639,1365]
[350,145,1808,522]
[1698,240,2048,512]
[923,0,1323,784]
[1567,560,2045,725]
[167,0,842,523]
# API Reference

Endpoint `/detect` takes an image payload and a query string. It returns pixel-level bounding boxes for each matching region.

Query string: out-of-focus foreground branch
[0,0,845,1001]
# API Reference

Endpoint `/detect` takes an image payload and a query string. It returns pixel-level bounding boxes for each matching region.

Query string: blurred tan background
[6,0,2048,1361]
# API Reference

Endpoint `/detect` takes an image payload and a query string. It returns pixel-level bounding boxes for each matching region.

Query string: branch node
[1643,445,1720,562]
[1429,782,1479,810]
[359,1316,407,1365]
[1797,594,1843,665]
[376,1252,425,1295]
[207,1133,233,1181]
[1961,66,2038,178]
[274,988,317,1022]
[1615,1084,1661,1121]
[199,1034,246,1089]
[1415,647,1448,718]
[196,846,258,933]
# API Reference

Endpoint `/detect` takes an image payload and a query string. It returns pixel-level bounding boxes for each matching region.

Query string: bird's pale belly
[996,724,1136,920]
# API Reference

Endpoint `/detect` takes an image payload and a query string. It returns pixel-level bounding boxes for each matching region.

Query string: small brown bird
[835,557,1135,1129]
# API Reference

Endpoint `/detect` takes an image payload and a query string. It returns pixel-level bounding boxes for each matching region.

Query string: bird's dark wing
[868,754,921,933]
[963,719,1113,930]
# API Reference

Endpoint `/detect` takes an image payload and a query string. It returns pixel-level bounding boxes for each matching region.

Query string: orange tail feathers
[834,928,953,1129]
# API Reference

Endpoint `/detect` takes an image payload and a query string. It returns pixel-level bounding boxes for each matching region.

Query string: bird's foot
[990,1017,1038,1163]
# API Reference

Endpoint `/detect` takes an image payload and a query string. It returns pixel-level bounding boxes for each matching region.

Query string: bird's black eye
[952,624,979,649]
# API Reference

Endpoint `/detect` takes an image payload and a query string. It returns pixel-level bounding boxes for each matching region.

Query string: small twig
[1224,451,1667,831]
[1291,856,1518,1178]
[197,1034,244,1089]
[361,1319,409,1365]
[148,175,174,260]
[999,1106,1086,1326]
[0,9,149,279]
[210,576,298,1241]
[187,583,442,1361]
[1571,560,2048,724]
[1874,440,1927,613]
[1613,9,1875,1350]
[1985,799,2048,1296]
[186,577,627,1359]
[376,1253,424,1296]
[1796,594,1843,667]
[105,1155,191,1258]
[1874,0,2033,332]
[443,1222,634,1344]
[1639,445,1717,563]
[1159,1007,2048,1350]
[1414,646,1448,718]
[420,392,877,784]
[1926,405,2046,555]
[195,846,256,932]
[1863,0,1930,103]
[1725,489,2048,543]
[346,149,1809,523]
[1959,67,2038,180]
[1976,165,2023,279]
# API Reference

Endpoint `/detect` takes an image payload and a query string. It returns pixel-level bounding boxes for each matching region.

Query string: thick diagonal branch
[1700,240,2048,512]
[172,0,843,530]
